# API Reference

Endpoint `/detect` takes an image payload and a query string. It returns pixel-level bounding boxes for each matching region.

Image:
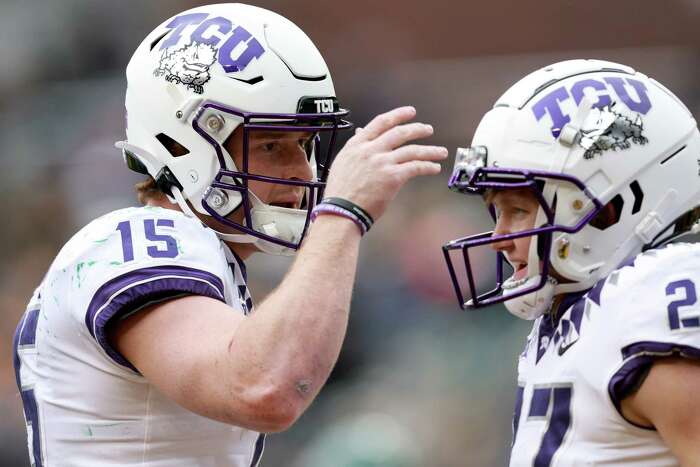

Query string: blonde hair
[134,177,165,205]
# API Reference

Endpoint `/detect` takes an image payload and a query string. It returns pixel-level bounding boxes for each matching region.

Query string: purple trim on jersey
[12,311,27,389]
[85,266,226,371]
[250,433,266,467]
[534,386,572,467]
[13,307,40,388]
[512,385,524,446]
[586,277,606,306]
[608,341,700,430]
[537,317,557,363]
[529,387,551,417]
[18,308,40,347]
[13,308,45,466]
[537,291,588,363]
[552,321,565,346]
[228,247,248,282]
[19,387,43,467]
[569,298,585,332]
[617,254,638,270]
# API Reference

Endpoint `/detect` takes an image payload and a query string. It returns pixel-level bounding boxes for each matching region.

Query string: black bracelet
[321,197,374,233]
[311,203,367,235]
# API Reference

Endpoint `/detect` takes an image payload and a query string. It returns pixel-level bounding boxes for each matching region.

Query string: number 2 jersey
[12,206,264,467]
[510,243,700,467]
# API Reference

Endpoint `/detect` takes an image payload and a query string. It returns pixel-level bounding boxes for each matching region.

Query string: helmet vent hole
[155,133,190,157]
[590,195,624,231]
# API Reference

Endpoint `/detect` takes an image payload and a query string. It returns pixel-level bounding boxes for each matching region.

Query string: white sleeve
[606,244,700,412]
[60,208,229,372]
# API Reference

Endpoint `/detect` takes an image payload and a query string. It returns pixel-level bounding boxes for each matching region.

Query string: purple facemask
[442,146,604,310]
[192,101,352,250]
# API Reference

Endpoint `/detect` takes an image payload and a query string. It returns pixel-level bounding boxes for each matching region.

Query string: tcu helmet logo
[153,12,266,92]
[579,104,648,159]
[314,99,335,113]
[154,42,217,94]
[532,77,652,137]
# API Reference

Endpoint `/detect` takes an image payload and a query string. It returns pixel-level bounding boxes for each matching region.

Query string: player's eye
[509,206,531,219]
[261,142,278,152]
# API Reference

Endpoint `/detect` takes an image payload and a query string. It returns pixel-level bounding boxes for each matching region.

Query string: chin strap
[173,185,303,256]
[170,186,258,244]
[503,275,557,320]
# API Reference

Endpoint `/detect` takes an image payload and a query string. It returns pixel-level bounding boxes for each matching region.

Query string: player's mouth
[513,263,529,280]
[269,196,302,209]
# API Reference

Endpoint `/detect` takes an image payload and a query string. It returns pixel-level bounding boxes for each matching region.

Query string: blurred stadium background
[2,0,700,465]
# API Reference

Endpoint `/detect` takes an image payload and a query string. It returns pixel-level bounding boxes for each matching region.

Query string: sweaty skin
[111,106,448,432]
[490,188,700,464]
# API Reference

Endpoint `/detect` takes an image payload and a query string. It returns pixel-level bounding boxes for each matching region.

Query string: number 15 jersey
[13,207,264,467]
[510,243,700,467]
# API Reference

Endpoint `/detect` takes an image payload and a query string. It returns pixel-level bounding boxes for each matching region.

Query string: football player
[443,60,700,465]
[12,4,447,466]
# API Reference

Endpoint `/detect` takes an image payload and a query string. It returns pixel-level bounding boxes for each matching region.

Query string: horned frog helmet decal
[153,42,218,94]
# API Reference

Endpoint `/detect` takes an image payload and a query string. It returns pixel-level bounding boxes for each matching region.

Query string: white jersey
[510,243,700,467]
[13,206,264,467]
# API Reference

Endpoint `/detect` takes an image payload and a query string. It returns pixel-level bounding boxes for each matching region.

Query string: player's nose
[490,218,515,251]
[283,146,314,181]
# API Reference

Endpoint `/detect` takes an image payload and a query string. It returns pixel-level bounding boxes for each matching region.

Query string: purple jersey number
[511,384,573,467]
[666,279,699,330]
[116,219,179,263]
[13,308,44,467]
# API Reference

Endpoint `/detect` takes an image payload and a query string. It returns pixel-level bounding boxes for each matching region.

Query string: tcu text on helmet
[314,99,334,113]
[159,12,265,73]
[532,77,652,137]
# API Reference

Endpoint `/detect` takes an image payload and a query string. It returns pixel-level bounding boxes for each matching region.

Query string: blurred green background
[2,0,700,465]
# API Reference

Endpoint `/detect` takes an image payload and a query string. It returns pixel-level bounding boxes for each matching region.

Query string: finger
[356,106,417,141]
[389,145,448,164]
[372,122,434,150]
[396,160,442,180]
[346,125,367,144]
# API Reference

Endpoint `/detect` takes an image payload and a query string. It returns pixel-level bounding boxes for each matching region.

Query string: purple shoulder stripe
[85,265,225,372]
[229,247,248,281]
[608,340,700,429]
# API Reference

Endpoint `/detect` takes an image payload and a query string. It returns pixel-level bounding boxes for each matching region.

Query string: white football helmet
[118,3,351,255]
[443,59,700,319]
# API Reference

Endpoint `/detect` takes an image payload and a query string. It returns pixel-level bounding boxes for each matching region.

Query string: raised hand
[323,106,448,221]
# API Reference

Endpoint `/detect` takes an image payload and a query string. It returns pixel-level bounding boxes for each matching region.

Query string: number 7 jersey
[12,206,264,467]
[510,243,700,467]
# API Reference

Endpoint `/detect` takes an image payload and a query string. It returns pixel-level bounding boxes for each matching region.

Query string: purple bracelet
[311,203,367,235]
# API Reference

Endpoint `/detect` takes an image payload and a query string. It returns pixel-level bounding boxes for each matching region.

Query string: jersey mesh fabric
[13,207,264,466]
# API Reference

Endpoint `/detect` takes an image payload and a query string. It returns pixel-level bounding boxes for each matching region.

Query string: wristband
[320,197,374,233]
[311,203,367,235]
